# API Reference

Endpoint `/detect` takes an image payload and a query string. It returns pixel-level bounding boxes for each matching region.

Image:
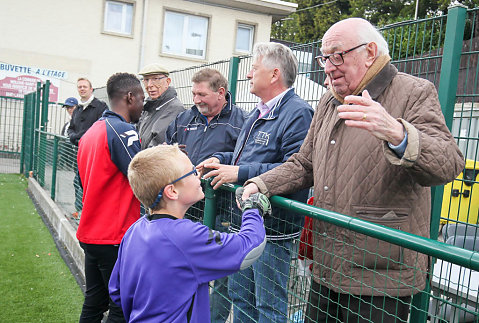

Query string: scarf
[330,54,391,103]
[79,95,94,108]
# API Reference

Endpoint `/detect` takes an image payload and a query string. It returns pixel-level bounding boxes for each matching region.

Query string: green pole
[203,179,217,229]
[20,93,29,175]
[228,57,240,104]
[51,136,59,200]
[33,82,42,179]
[411,5,467,322]
[431,3,467,239]
[37,81,50,186]
[41,80,50,130]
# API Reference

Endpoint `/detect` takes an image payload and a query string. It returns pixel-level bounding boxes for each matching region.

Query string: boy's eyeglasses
[149,166,199,209]
[315,43,367,68]
[142,75,168,86]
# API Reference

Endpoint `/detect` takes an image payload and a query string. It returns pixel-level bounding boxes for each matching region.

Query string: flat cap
[139,63,169,76]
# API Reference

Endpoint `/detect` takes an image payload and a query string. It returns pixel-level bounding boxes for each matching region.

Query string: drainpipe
[138,0,148,72]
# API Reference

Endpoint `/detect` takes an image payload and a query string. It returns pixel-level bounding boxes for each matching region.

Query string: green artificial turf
[0,174,84,322]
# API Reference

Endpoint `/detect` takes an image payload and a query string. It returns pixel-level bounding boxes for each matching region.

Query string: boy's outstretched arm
[171,193,270,283]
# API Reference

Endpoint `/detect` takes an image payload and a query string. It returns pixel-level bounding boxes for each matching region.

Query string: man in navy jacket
[165,68,246,166]
[200,42,314,323]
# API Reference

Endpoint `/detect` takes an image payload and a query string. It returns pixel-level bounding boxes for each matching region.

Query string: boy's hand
[236,188,271,217]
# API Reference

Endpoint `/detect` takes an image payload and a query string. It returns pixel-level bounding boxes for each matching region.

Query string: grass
[0,174,84,323]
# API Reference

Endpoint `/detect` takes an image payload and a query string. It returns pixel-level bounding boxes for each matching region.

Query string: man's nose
[246,70,253,79]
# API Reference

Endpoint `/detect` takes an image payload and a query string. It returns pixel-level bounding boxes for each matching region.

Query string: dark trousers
[305,279,411,323]
[79,243,125,323]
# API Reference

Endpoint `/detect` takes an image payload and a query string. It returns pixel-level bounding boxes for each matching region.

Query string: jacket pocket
[348,206,411,270]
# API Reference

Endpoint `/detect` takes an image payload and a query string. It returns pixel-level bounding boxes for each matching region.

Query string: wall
[0,0,273,102]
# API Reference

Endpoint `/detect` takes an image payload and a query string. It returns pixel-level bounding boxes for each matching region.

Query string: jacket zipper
[234,118,260,165]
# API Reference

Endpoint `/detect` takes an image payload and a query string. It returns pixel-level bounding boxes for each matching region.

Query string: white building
[0,0,296,102]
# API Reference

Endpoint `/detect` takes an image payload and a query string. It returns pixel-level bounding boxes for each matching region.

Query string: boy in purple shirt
[109,144,268,322]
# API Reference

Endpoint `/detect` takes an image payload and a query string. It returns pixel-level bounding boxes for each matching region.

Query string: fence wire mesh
[3,7,479,323]
[0,97,23,173]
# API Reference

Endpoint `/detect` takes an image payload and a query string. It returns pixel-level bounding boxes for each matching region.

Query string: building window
[235,23,254,53]
[162,11,208,59]
[104,0,134,36]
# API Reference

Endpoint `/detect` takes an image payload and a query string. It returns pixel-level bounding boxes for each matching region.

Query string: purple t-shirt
[109,209,265,322]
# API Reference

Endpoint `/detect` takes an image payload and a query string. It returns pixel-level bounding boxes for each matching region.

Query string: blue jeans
[210,276,231,322]
[210,215,232,323]
[228,239,292,323]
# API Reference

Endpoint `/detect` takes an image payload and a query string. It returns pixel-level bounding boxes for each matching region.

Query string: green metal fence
[0,96,23,173]
[0,82,68,175]
[7,4,479,323]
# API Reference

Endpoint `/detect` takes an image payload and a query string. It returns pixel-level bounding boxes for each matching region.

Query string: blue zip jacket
[214,88,314,239]
[165,92,246,165]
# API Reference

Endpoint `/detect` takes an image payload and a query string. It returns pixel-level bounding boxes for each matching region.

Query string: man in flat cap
[137,63,185,149]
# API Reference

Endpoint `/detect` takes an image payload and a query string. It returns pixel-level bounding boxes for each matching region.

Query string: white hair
[355,19,389,56]
[252,42,298,87]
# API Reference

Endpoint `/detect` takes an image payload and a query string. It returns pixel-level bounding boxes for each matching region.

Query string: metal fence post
[20,94,30,175]
[41,80,50,130]
[51,136,59,200]
[37,82,50,187]
[33,82,42,179]
[410,5,467,322]
[203,179,217,229]
[430,4,467,238]
[228,56,240,104]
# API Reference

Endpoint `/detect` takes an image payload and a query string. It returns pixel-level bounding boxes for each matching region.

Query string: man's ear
[271,68,281,85]
[166,77,172,86]
[217,87,226,98]
[126,92,133,105]
[365,42,378,67]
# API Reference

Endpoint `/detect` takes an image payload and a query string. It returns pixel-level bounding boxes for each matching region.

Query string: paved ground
[0,157,20,174]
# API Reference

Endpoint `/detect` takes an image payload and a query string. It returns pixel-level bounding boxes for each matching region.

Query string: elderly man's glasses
[142,75,168,86]
[149,166,198,209]
[315,43,368,68]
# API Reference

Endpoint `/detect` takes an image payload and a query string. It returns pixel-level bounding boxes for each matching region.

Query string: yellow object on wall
[441,159,479,224]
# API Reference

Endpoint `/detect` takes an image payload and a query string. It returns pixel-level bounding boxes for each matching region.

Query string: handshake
[235,187,272,217]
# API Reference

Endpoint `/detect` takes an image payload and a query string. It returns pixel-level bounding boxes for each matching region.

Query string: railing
[4,4,479,323]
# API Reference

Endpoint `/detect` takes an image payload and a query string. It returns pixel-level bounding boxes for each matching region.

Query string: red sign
[0,75,59,101]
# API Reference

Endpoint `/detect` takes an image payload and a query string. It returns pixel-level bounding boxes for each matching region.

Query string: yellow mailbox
[441,159,479,224]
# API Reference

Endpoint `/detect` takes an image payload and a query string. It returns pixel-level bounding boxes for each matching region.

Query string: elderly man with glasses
[137,63,185,149]
[240,18,464,322]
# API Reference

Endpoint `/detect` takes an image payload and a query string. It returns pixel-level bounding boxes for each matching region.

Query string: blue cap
[62,97,78,107]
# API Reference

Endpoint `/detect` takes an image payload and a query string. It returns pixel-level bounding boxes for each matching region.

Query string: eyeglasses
[315,43,368,68]
[150,166,198,209]
[142,75,168,85]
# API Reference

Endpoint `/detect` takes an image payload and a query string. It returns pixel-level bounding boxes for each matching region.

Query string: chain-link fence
[3,5,479,323]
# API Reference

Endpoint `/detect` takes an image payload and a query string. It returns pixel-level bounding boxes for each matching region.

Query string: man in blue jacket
[200,42,314,323]
[165,68,246,166]
[166,68,246,323]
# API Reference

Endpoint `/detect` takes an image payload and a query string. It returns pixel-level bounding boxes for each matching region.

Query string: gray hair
[252,42,298,88]
[354,19,389,56]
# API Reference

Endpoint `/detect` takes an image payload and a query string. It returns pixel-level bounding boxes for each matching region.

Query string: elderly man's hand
[237,183,260,208]
[337,90,405,145]
[202,162,239,190]
[196,157,220,177]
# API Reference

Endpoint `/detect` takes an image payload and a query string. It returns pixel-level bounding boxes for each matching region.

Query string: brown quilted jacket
[247,63,465,296]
